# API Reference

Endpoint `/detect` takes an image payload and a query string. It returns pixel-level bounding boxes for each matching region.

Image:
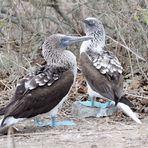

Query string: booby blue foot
[34,117,76,127]
[35,120,76,127]
[80,100,113,108]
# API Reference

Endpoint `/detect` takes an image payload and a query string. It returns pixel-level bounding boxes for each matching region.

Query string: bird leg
[49,115,76,127]
[33,116,57,127]
[80,96,113,108]
[33,116,55,127]
[51,115,56,127]
[91,96,95,107]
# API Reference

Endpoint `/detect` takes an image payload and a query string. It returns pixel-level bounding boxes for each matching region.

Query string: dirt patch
[0,116,148,148]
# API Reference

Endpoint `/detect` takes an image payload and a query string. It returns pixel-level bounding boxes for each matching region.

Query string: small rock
[72,101,117,118]
[143,85,148,91]
[141,99,148,106]
[77,87,86,94]
[144,107,148,113]
[96,97,108,103]
[0,126,19,135]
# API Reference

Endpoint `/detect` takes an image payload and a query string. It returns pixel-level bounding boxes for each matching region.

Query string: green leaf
[0,20,6,28]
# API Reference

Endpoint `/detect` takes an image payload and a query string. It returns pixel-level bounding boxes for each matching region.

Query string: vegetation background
[0,0,147,81]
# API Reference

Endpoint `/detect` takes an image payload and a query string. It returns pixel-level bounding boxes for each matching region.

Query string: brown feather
[2,69,74,120]
[80,52,123,104]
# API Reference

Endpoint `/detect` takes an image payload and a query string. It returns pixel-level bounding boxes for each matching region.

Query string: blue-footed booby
[80,17,142,124]
[0,34,92,128]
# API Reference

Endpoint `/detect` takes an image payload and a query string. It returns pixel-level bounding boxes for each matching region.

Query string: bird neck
[42,48,62,64]
[42,48,77,73]
[80,30,105,54]
[88,29,105,50]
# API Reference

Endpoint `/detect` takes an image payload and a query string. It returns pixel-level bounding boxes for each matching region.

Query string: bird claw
[80,100,113,108]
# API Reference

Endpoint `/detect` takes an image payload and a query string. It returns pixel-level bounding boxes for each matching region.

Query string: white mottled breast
[80,39,104,54]
[80,40,92,54]
[63,50,77,81]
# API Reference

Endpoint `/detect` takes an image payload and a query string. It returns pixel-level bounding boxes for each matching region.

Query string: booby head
[42,34,93,50]
[82,17,105,48]
[42,34,93,65]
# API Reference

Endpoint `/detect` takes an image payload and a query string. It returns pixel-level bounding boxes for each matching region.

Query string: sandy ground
[0,115,147,148]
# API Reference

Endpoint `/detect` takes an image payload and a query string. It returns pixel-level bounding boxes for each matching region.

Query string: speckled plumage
[87,49,123,75]
[80,17,124,103]
[80,17,141,124]
[0,34,92,127]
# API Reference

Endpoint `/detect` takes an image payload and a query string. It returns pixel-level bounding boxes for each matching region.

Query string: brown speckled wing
[3,66,74,119]
[87,50,123,77]
[14,65,67,98]
[80,52,123,104]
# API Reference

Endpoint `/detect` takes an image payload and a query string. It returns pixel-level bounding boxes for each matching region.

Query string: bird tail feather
[0,117,24,127]
[117,102,142,124]
[119,95,134,108]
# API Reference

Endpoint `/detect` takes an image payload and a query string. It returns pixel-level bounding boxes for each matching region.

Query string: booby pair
[0,34,92,128]
[80,17,142,124]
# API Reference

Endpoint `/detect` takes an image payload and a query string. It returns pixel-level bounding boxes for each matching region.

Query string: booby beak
[63,36,93,46]
[68,36,93,45]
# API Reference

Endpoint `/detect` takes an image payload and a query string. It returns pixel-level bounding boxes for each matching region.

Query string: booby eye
[89,20,95,25]
[84,20,95,26]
